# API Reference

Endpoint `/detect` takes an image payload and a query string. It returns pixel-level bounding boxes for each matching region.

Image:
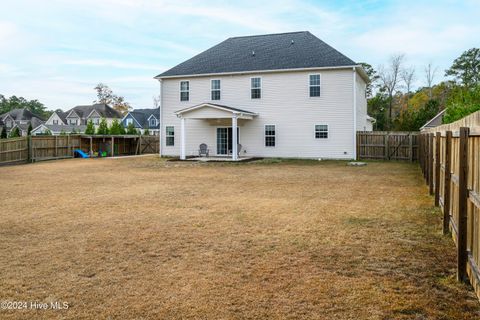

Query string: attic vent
[291,40,294,45]
[252,50,255,56]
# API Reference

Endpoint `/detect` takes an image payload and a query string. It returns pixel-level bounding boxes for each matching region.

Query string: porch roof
[174,103,257,120]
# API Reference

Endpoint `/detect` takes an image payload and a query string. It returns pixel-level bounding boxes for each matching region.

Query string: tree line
[362,48,480,131]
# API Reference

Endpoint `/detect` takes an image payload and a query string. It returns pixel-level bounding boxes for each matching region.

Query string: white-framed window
[150,118,156,127]
[53,119,58,125]
[92,118,100,125]
[251,77,261,99]
[166,126,174,146]
[265,125,276,147]
[309,74,321,97]
[315,124,328,139]
[211,79,221,100]
[126,118,133,126]
[180,81,189,101]
[69,118,77,125]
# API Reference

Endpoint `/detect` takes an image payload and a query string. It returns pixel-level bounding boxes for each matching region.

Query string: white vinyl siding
[160,68,366,159]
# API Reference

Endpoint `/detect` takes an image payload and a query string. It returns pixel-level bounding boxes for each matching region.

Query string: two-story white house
[154,31,373,160]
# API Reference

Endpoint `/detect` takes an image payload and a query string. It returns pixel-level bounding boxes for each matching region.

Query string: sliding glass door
[216,127,239,155]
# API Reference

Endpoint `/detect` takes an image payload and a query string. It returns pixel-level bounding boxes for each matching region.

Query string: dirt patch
[0,156,478,319]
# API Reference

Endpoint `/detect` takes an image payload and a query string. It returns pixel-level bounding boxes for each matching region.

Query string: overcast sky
[0,0,478,110]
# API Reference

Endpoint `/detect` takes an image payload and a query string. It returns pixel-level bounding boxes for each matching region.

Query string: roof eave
[155,65,358,80]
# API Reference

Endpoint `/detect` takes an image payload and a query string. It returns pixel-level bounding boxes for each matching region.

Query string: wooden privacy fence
[357,131,419,161]
[420,110,480,301]
[0,135,160,166]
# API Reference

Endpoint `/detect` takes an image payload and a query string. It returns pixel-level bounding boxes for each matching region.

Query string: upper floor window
[150,118,157,127]
[69,118,78,125]
[251,77,261,99]
[126,118,133,126]
[315,124,328,139]
[53,119,58,125]
[211,80,221,100]
[309,74,321,97]
[92,118,100,125]
[180,81,189,101]
[265,125,276,147]
[166,126,175,146]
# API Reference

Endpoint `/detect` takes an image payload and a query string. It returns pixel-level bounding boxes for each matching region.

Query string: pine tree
[85,119,95,135]
[27,123,33,136]
[126,122,137,135]
[9,127,20,138]
[96,118,109,135]
[109,119,122,135]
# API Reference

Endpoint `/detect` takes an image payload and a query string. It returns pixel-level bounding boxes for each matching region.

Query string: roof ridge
[228,31,309,39]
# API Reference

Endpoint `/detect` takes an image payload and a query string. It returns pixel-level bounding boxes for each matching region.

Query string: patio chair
[198,143,209,157]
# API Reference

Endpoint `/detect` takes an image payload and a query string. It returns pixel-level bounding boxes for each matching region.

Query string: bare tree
[153,95,161,108]
[425,63,438,98]
[378,54,405,128]
[401,66,416,94]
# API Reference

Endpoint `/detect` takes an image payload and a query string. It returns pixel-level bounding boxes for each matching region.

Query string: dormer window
[69,119,78,125]
[150,118,157,127]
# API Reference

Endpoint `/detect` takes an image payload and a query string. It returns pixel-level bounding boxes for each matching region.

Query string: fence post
[443,131,452,235]
[457,127,469,282]
[409,134,413,162]
[384,133,389,160]
[54,135,57,158]
[425,134,429,182]
[434,132,441,206]
[429,133,434,194]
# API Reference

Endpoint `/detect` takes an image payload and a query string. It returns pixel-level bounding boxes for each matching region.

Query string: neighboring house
[44,104,123,133]
[420,109,446,131]
[121,108,160,135]
[31,124,87,136]
[0,108,45,136]
[154,31,372,160]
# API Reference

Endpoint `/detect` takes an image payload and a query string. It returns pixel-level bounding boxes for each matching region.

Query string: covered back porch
[174,103,257,161]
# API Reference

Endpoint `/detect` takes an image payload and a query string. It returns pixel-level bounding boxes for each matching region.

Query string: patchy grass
[0,156,479,319]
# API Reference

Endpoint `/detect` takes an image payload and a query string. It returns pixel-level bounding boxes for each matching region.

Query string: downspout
[353,67,357,160]
[158,79,163,157]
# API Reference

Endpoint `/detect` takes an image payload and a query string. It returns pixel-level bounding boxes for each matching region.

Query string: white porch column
[180,117,186,160]
[232,114,238,161]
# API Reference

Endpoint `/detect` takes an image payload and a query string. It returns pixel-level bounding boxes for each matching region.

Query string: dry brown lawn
[0,156,479,319]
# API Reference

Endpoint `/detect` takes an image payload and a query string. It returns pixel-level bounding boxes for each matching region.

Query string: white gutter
[154,65,361,80]
[353,67,357,160]
[158,79,163,157]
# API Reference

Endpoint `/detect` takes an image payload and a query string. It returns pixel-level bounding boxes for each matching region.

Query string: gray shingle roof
[68,104,123,121]
[128,108,160,129]
[0,108,45,121]
[34,124,87,133]
[156,31,356,78]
